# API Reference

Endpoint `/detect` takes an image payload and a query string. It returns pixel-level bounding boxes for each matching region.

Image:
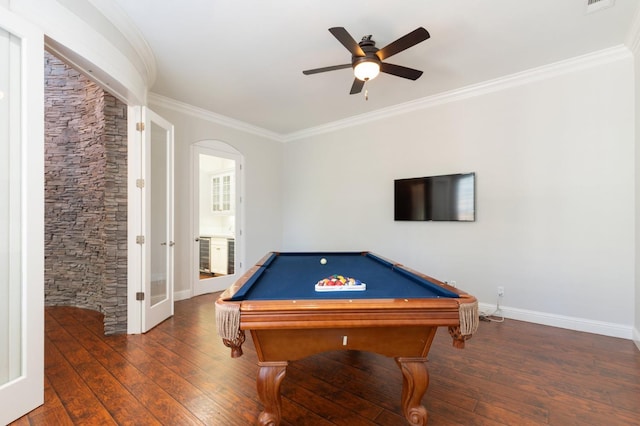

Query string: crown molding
[150,46,631,144]
[283,45,631,142]
[13,0,148,104]
[88,0,157,87]
[626,2,640,54]
[148,93,284,142]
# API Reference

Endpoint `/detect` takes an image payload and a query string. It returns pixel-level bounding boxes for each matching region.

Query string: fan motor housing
[352,38,381,67]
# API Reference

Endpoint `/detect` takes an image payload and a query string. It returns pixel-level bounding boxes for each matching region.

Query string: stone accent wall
[101,93,129,334]
[44,52,128,335]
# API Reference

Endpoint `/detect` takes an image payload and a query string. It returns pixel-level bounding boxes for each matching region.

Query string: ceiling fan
[302,26,430,95]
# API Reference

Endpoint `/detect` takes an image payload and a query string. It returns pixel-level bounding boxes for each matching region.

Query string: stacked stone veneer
[44,52,128,335]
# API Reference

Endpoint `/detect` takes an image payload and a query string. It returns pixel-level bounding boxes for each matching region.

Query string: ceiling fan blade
[329,27,365,57]
[380,63,423,80]
[376,27,430,61]
[303,63,352,75]
[350,78,365,94]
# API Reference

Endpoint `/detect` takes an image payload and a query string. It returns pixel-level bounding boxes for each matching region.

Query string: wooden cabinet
[210,238,228,275]
[211,172,234,213]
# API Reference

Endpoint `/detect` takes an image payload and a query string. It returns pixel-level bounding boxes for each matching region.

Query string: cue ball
[320,258,327,265]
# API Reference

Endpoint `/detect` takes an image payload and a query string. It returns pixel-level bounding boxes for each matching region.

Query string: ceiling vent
[586,0,615,14]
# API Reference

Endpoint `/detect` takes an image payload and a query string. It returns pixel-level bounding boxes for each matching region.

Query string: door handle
[195,238,200,242]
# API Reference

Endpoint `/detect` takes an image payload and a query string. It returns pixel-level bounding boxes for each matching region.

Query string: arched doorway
[191,140,244,295]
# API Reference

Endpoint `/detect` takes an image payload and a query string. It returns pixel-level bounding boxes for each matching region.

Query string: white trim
[11,0,147,105]
[148,92,282,142]
[478,303,633,340]
[126,106,143,334]
[625,0,640,53]
[284,45,632,142]
[633,327,640,351]
[149,46,631,144]
[87,0,157,87]
[174,289,192,302]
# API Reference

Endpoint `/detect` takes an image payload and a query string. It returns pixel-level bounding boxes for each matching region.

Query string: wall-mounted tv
[394,172,475,222]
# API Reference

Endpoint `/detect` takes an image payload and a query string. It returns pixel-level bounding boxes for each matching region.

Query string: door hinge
[136,292,145,301]
[136,178,145,188]
[136,235,145,244]
[136,122,145,132]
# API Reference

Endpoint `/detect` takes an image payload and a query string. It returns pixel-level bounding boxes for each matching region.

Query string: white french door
[0,7,44,424]
[141,107,175,332]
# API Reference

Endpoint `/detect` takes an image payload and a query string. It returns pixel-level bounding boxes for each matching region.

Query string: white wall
[633,38,640,349]
[10,0,637,340]
[282,53,635,338]
[147,102,284,296]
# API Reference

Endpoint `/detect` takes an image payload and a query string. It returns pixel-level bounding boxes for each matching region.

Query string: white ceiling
[109,0,639,136]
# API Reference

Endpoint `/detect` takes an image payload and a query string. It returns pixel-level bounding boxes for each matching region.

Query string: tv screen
[394,173,475,221]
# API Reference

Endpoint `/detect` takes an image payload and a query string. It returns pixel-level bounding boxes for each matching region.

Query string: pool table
[216,251,478,426]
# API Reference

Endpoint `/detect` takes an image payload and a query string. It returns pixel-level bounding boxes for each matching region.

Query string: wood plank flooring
[11,293,640,425]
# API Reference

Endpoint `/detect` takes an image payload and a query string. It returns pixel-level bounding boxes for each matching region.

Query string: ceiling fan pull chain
[364,80,369,101]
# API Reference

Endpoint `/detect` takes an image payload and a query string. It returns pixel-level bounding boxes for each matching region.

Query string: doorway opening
[192,141,243,296]
[43,51,128,335]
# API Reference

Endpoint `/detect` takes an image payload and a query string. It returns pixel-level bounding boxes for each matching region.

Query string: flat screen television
[394,172,475,221]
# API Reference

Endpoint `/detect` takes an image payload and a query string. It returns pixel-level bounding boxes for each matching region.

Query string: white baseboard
[478,302,633,340]
[173,289,192,302]
[163,294,639,348]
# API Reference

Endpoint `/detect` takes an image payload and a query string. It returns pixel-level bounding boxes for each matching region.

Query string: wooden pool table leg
[395,357,429,426]
[256,361,288,426]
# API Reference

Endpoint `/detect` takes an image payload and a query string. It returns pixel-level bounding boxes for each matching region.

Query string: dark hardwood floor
[11,293,640,425]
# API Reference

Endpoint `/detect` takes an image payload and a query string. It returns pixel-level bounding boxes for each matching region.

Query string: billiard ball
[320,258,327,265]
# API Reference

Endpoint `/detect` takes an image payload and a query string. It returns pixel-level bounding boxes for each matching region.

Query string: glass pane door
[0,24,22,391]
[192,142,242,296]
[150,121,168,307]
[142,108,174,332]
[0,8,44,424]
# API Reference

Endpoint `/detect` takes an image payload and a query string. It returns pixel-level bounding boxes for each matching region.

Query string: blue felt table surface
[230,252,459,301]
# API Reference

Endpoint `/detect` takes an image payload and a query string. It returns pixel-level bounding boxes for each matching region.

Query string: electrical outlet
[497,286,505,297]
[449,280,456,287]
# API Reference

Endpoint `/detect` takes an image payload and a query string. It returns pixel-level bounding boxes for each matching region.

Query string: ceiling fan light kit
[353,60,380,81]
[303,26,430,95]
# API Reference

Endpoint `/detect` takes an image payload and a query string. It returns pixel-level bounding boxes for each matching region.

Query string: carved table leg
[395,357,429,426]
[256,361,288,426]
